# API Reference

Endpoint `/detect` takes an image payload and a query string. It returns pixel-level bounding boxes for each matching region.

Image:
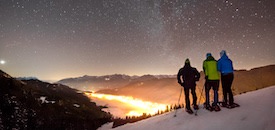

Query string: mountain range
[58,65,275,105]
[57,74,176,92]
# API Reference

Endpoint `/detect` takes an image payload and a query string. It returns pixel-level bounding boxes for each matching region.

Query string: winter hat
[185,58,190,64]
[220,50,226,57]
[206,53,212,58]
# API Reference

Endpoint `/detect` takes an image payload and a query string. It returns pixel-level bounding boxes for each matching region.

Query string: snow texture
[39,96,55,104]
[99,85,275,130]
[73,104,80,108]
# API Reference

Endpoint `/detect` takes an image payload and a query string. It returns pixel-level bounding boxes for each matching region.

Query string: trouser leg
[205,82,210,105]
[191,87,197,106]
[222,74,234,105]
[227,74,234,104]
[221,75,228,103]
[184,88,191,109]
[212,80,219,106]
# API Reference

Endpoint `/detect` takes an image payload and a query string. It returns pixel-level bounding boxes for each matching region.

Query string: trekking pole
[195,85,205,116]
[174,88,183,117]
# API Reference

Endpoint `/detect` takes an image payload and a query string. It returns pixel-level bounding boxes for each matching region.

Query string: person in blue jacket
[217,50,235,108]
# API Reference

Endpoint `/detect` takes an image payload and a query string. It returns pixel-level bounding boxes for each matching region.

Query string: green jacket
[203,56,220,80]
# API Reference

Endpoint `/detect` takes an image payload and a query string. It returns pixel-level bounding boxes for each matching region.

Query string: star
[0,0,274,80]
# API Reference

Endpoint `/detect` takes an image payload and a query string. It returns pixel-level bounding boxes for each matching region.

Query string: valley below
[59,65,275,118]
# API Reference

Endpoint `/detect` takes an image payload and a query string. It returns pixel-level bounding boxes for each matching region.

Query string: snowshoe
[186,109,194,114]
[193,105,199,110]
[205,106,213,112]
[213,105,221,112]
[232,103,240,107]
[204,103,213,112]
[227,105,234,109]
[228,103,240,108]
[218,102,229,108]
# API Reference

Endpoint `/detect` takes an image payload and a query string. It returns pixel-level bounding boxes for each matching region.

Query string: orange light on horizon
[85,92,169,117]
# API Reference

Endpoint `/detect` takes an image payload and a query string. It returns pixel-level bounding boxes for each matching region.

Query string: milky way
[0,0,274,80]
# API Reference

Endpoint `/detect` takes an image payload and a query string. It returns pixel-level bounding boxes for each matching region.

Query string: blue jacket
[217,53,234,74]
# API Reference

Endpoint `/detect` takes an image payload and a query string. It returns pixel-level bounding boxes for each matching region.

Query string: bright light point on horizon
[0,60,6,65]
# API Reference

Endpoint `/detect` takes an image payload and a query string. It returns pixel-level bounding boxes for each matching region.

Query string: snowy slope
[99,86,275,130]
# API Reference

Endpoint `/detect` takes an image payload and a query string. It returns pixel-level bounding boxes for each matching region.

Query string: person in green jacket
[203,53,221,111]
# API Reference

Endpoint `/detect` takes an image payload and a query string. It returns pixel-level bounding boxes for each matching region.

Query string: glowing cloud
[85,92,169,117]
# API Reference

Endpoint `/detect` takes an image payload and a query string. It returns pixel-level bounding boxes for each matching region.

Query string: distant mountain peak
[17,77,38,81]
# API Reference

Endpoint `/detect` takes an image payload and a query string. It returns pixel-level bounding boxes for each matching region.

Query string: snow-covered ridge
[17,77,38,80]
[99,86,275,130]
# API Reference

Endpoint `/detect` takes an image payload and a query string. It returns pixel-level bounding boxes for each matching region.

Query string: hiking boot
[221,102,228,107]
[204,103,213,111]
[231,103,240,107]
[228,103,240,109]
[225,103,234,109]
[213,105,221,111]
[186,109,193,114]
[193,105,199,110]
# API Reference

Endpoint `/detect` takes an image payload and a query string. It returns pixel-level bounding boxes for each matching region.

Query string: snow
[73,104,80,108]
[39,97,46,103]
[39,96,55,104]
[99,86,275,130]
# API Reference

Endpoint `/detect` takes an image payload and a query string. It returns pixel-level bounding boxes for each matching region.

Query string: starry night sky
[0,0,274,81]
